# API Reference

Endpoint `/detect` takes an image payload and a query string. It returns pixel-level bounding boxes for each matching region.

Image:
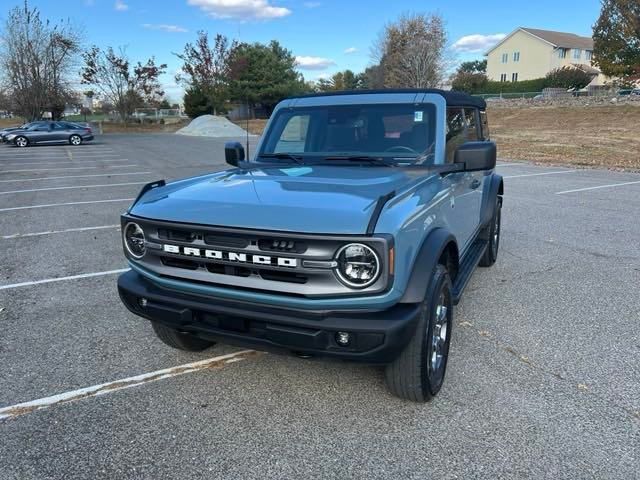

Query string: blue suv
[118,89,504,402]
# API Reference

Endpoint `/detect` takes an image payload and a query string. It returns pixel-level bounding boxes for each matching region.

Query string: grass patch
[488,104,640,170]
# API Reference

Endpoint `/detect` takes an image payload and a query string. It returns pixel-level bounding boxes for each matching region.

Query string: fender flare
[480,173,504,227]
[399,228,458,304]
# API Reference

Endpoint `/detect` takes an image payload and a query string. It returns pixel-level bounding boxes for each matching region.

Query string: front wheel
[14,136,28,147]
[69,134,82,146]
[151,322,215,351]
[385,264,453,402]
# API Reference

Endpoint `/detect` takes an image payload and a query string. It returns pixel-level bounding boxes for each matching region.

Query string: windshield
[260,103,437,164]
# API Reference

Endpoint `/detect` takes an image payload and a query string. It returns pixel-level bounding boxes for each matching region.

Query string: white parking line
[0,197,134,212]
[0,268,129,291]
[0,151,117,158]
[504,170,576,179]
[1,164,138,173]
[2,224,120,239]
[0,350,256,420]
[0,181,145,195]
[4,159,131,166]
[0,171,150,183]
[556,180,640,195]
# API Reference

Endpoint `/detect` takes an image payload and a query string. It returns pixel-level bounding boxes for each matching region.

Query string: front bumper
[118,270,421,364]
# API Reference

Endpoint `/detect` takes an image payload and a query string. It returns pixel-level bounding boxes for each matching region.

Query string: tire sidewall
[491,200,501,259]
[420,264,453,398]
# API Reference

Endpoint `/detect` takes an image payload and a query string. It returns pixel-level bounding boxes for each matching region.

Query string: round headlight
[335,243,380,288]
[123,222,146,258]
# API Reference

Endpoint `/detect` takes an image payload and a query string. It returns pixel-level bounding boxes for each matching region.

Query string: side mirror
[224,141,245,167]
[454,142,496,171]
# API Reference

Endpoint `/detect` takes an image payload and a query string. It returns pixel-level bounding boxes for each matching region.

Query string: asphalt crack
[457,321,640,423]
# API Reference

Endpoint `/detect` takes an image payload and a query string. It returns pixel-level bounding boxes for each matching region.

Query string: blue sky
[15,0,603,102]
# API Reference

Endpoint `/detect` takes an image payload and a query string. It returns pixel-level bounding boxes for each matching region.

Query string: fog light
[335,331,351,346]
[139,297,148,308]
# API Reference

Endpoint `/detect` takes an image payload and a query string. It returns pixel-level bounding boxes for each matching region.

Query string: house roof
[521,28,594,50]
[486,27,594,54]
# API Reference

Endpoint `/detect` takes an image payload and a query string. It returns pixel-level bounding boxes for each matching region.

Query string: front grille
[125,216,391,298]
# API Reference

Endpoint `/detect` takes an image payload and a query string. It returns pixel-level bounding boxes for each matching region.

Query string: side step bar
[451,239,488,304]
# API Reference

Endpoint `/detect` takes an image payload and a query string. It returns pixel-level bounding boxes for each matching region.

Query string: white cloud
[343,47,357,54]
[114,0,129,11]
[295,56,335,70]
[187,0,291,20]
[303,1,321,7]
[452,33,506,53]
[143,23,189,33]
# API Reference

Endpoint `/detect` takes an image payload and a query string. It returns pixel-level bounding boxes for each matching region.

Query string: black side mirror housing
[224,141,245,167]
[454,141,497,171]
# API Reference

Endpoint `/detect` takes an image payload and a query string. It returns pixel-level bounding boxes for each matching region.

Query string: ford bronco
[117,89,503,402]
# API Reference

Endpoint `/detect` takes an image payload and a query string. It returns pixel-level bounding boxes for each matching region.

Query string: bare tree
[81,46,166,120]
[0,1,82,120]
[371,13,448,88]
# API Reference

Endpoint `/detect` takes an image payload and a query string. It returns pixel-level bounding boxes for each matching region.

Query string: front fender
[399,228,458,304]
[480,173,504,227]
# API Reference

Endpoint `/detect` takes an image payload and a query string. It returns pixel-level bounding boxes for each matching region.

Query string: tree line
[0,3,450,121]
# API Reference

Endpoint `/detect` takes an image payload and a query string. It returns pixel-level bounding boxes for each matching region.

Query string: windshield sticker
[414,111,424,122]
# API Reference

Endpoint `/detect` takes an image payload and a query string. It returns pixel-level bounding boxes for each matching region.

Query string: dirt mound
[175,115,254,138]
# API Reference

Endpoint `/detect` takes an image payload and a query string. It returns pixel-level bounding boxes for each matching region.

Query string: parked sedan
[4,121,94,147]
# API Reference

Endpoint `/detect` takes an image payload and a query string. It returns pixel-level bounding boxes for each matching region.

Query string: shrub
[480,78,548,94]
[545,67,594,90]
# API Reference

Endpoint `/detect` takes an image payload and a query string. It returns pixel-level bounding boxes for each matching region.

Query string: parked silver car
[4,121,94,147]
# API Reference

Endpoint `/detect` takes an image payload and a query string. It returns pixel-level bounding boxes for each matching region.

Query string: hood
[130,165,419,234]
[0,127,24,134]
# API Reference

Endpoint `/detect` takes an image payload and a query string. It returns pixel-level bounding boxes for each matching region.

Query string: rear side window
[463,108,479,141]
[480,111,490,140]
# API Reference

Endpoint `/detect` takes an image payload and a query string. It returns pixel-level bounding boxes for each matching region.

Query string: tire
[14,136,28,147]
[151,321,215,352]
[479,196,502,267]
[69,134,82,146]
[385,264,453,402]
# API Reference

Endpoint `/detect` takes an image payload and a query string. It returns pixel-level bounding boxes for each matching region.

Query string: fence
[133,108,185,119]
[476,87,621,100]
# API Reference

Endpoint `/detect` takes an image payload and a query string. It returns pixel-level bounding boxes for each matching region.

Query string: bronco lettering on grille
[162,244,298,268]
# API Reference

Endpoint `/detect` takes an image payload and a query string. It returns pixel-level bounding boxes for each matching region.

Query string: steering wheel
[385,145,417,153]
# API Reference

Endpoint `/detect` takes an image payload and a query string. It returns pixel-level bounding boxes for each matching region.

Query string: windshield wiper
[258,153,305,165]
[322,155,394,167]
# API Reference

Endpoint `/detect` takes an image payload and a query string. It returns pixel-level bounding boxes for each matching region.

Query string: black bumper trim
[118,270,421,364]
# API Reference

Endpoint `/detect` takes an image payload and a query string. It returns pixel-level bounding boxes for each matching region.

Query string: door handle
[470,179,481,189]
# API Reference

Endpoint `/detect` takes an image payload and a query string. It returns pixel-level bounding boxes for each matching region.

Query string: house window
[501,53,508,64]
[513,52,520,62]
[512,72,518,82]
[558,48,567,59]
[573,49,581,59]
[585,50,593,61]
[500,73,507,82]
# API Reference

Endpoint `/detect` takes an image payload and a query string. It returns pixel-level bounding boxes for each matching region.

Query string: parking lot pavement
[0,136,639,479]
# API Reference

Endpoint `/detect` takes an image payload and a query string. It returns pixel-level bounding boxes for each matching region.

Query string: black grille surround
[122,215,393,298]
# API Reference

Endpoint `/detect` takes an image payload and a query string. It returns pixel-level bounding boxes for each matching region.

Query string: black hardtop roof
[289,88,486,109]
